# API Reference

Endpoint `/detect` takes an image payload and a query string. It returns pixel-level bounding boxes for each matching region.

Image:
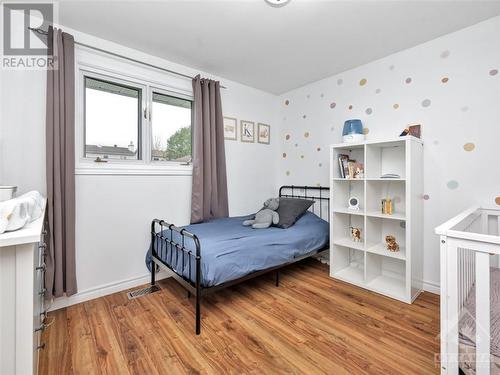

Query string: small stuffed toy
[351,227,362,242]
[385,235,400,252]
[243,198,280,229]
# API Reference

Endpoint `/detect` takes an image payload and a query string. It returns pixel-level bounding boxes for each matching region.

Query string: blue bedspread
[145,211,329,287]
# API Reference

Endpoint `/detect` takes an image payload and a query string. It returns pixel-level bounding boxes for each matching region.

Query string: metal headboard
[278,185,330,222]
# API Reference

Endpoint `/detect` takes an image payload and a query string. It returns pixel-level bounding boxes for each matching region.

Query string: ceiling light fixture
[265,0,291,8]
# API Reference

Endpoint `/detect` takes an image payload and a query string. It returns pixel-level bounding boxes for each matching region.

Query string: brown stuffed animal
[351,227,362,242]
[385,235,400,252]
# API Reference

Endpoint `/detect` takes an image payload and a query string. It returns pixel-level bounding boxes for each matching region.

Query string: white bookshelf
[329,136,423,303]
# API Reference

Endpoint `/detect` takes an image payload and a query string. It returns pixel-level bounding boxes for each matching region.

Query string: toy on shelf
[385,235,400,252]
[351,227,362,242]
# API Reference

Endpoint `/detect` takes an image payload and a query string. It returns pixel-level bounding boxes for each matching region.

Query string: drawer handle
[39,243,47,250]
[42,230,48,235]
[36,264,46,272]
[39,288,46,296]
[35,323,47,332]
[37,343,45,350]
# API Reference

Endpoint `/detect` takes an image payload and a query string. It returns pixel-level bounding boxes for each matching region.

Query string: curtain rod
[28,27,227,89]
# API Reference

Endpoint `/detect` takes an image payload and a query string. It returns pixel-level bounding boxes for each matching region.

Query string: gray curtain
[45,27,77,298]
[191,75,229,223]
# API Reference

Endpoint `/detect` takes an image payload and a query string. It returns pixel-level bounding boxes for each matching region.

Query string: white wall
[0,27,280,309]
[278,16,500,291]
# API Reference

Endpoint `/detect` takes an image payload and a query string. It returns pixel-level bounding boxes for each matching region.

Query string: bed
[148,185,329,334]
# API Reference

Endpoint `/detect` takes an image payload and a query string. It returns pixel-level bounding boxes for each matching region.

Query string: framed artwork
[223,117,237,140]
[240,120,255,143]
[257,123,270,144]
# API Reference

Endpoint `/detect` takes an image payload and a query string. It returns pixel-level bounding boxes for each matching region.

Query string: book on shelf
[338,154,349,178]
[337,154,364,179]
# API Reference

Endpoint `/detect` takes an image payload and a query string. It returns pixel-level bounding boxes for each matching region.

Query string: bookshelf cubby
[329,136,423,303]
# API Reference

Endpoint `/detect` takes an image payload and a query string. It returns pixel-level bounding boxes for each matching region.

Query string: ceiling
[59,1,500,94]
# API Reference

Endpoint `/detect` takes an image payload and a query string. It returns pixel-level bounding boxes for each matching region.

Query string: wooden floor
[39,259,440,375]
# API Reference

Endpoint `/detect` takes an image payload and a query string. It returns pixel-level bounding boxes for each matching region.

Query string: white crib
[436,206,500,375]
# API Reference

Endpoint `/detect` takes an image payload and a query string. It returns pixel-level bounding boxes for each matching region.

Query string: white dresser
[0,207,47,375]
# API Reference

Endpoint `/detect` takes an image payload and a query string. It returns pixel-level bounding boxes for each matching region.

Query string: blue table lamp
[342,119,365,143]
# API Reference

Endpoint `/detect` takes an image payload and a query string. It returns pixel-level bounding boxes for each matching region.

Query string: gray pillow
[275,198,315,229]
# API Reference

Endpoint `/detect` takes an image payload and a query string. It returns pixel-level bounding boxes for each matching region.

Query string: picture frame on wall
[223,117,237,140]
[257,123,270,144]
[240,120,255,143]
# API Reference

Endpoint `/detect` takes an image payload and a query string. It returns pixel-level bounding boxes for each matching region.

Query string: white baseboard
[423,280,440,295]
[49,261,440,311]
[48,270,171,311]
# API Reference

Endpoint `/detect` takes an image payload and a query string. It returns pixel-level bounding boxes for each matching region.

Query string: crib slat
[442,237,459,375]
[475,252,491,375]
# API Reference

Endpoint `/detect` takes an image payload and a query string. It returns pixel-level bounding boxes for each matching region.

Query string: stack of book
[338,154,364,179]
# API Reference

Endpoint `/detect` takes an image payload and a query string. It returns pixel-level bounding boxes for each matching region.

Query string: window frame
[148,86,194,165]
[83,74,144,162]
[76,65,194,176]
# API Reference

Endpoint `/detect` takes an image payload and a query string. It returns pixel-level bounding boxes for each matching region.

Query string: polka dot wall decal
[318,163,322,167]
[337,78,343,85]
[441,77,449,83]
[300,155,304,159]
[433,140,439,145]
[423,194,430,200]
[282,153,287,158]
[285,134,290,140]
[320,93,324,98]
[463,142,475,152]
[461,106,469,112]
[489,69,498,76]
[422,99,432,108]
[304,132,310,138]
[330,126,334,131]
[399,221,406,229]
[405,77,412,84]
[389,65,395,71]
[363,128,370,135]
[393,103,399,109]
[440,50,450,59]
[365,108,373,115]
[359,78,367,86]
[307,94,311,99]
[285,99,289,105]
[375,88,381,94]
[330,102,336,109]
[447,180,459,190]
[317,147,321,151]
[495,197,500,205]
[348,105,353,110]
[295,143,298,147]
[303,114,307,119]
[286,171,290,176]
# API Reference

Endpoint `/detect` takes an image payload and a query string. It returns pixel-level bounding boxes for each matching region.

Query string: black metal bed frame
[150,185,330,334]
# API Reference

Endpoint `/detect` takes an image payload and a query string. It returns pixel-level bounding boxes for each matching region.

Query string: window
[84,77,142,160]
[151,93,192,162]
[79,69,194,174]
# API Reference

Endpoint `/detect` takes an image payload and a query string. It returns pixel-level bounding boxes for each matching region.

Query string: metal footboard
[150,219,202,334]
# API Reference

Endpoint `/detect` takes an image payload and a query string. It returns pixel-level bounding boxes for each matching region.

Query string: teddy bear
[385,235,400,252]
[243,198,280,229]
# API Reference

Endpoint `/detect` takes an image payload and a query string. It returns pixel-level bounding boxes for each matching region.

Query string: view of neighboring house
[85,141,137,160]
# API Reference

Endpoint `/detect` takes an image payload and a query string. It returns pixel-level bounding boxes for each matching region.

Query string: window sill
[75,163,193,176]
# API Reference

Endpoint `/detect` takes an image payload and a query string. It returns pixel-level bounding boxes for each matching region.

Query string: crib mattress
[459,268,500,374]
